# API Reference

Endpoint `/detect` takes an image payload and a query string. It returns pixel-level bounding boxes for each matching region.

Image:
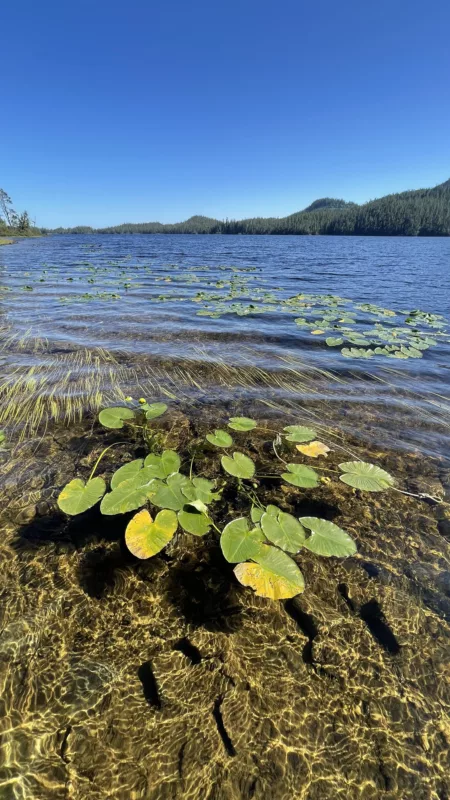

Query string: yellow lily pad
[296,441,330,458]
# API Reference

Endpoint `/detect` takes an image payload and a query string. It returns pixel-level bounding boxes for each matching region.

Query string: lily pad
[182,477,221,505]
[296,441,330,458]
[221,452,255,479]
[144,402,168,420]
[228,417,257,431]
[147,473,192,511]
[300,517,356,557]
[125,508,178,558]
[98,406,135,429]
[111,459,144,490]
[326,337,344,346]
[261,510,306,553]
[144,450,180,478]
[206,429,233,448]
[178,506,211,536]
[281,463,319,488]
[250,505,264,524]
[57,477,106,515]
[220,517,265,562]
[338,461,395,492]
[283,425,316,443]
[100,472,155,515]
[234,546,305,599]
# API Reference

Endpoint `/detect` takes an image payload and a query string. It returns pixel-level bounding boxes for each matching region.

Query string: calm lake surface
[1,234,449,455]
[0,235,449,800]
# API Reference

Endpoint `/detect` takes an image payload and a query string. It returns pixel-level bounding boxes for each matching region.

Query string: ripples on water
[0,235,449,799]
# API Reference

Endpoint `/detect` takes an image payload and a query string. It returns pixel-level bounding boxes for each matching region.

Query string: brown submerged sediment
[0,407,449,800]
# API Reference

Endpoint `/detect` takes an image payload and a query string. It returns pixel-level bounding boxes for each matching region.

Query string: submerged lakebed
[0,234,449,799]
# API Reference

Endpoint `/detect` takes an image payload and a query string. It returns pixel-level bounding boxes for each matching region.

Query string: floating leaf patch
[101,472,155,515]
[283,425,316,443]
[261,509,306,553]
[57,477,106,515]
[228,417,257,431]
[111,459,144,490]
[234,546,305,599]
[221,452,255,479]
[147,473,192,511]
[220,517,265,563]
[281,463,319,488]
[338,461,395,492]
[296,441,330,458]
[177,506,211,536]
[144,450,180,478]
[125,508,178,558]
[98,406,135,429]
[206,429,233,448]
[300,517,356,557]
[143,402,168,420]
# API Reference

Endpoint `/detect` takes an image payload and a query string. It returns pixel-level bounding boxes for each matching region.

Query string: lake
[0,234,449,800]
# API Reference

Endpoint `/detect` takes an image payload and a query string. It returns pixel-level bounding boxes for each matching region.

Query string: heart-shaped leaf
[147,473,192,511]
[250,505,264,524]
[234,546,305,599]
[111,458,144,490]
[98,406,135,429]
[296,441,330,458]
[220,517,265,563]
[281,463,319,488]
[283,425,316,443]
[299,517,356,557]
[228,417,257,431]
[261,510,306,553]
[57,477,106,515]
[144,402,168,420]
[144,450,180,478]
[221,452,255,479]
[178,506,211,536]
[206,429,233,448]
[338,461,395,492]
[181,477,220,505]
[326,337,344,346]
[125,508,178,558]
[100,472,155,515]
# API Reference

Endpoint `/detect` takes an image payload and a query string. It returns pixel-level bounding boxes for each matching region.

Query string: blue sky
[2,0,449,227]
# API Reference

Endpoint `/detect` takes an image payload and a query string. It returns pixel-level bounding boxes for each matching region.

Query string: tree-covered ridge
[0,188,37,235]
[48,177,450,236]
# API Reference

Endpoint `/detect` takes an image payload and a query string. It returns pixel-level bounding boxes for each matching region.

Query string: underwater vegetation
[56,399,429,601]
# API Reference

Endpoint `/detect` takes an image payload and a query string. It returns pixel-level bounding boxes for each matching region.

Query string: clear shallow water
[0,234,449,456]
[1,235,450,799]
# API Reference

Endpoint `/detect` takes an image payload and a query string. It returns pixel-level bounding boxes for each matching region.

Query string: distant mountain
[48,178,450,236]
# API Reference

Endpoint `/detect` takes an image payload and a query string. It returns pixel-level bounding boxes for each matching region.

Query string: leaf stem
[89,441,128,481]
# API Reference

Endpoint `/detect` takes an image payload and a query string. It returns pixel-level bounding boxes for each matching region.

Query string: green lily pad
[235,546,305,599]
[206,429,233,448]
[182,477,221,505]
[144,402,168,420]
[338,461,395,492]
[220,517,265,562]
[57,477,106,515]
[261,510,306,553]
[326,337,344,346]
[147,473,192,511]
[228,417,257,431]
[250,505,264,524]
[98,406,135,429]
[125,508,178,558]
[221,452,255,479]
[111,459,144,490]
[100,472,155,515]
[281,463,319,488]
[300,517,356,557]
[178,506,211,536]
[283,425,316,443]
[144,450,180,478]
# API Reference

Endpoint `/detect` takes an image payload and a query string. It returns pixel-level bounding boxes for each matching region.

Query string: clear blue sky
[2,0,449,227]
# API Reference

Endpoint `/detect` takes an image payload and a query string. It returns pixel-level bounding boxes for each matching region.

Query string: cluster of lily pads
[57,401,396,600]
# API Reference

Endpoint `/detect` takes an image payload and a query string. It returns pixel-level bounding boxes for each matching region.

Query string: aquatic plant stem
[89,441,128,481]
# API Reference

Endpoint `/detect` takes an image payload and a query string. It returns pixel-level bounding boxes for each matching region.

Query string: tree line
[0,188,34,233]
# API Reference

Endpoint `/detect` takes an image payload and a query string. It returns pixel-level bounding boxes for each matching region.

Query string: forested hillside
[50,178,450,236]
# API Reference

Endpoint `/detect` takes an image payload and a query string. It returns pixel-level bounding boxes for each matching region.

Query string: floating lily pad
[220,517,265,562]
[182,476,221,505]
[125,508,178,558]
[283,425,316,443]
[111,459,144,490]
[143,402,168,420]
[338,461,395,491]
[57,477,106,515]
[228,417,257,432]
[178,506,211,536]
[143,450,180,478]
[261,510,306,553]
[326,337,344,346]
[281,463,319,488]
[98,406,135,429]
[250,505,264,524]
[296,441,330,458]
[300,517,356,557]
[206,429,233,448]
[147,473,192,511]
[221,452,255,479]
[234,546,305,599]
[100,472,154,515]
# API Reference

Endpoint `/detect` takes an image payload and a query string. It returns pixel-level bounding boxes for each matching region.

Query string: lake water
[0,235,449,800]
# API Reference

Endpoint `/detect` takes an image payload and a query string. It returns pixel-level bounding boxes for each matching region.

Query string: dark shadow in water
[13,506,132,554]
[359,599,401,655]
[166,545,242,633]
[289,498,341,521]
[285,599,318,665]
[213,695,236,757]
[78,545,135,599]
[173,637,202,665]
[138,661,162,709]
[337,582,356,612]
